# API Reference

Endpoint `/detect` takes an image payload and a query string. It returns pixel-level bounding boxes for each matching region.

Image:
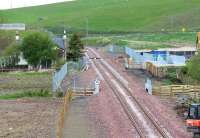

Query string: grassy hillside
[84,32,196,49]
[1,0,200,32]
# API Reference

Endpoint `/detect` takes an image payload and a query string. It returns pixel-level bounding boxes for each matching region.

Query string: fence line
[153,85,200,99]
[72,87,94,97]
[56,89,73,138]
[52,57,87,92]
[52,63,68,92]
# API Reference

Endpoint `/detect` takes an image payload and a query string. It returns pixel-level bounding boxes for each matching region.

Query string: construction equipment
[186,104,200,137]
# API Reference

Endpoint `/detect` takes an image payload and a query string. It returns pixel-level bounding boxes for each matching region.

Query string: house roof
[53,37,65,49]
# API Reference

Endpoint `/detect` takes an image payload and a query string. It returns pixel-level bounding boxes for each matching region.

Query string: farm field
[0,72,52,96]
[1,0,200,32]
[0,98,61,138]
[0,71,62,138]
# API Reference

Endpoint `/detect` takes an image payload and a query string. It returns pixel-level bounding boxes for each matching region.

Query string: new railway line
[87,47,173,138]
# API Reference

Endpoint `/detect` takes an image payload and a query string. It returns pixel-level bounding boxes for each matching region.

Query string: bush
[187,52,200,81]
[53,58,66,70]
[181,66,188,75]
[165,68,181,84]
[55,91,64,97]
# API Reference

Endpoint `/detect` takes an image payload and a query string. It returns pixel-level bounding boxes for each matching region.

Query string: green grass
[84,32,196,49]
[117,32,196,43]
[0,71,52,95]
[0,90,52,100]
[1,0,200,32]
[83,37,111,46]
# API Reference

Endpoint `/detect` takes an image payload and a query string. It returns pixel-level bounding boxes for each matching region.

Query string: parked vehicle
[186,104,200,137]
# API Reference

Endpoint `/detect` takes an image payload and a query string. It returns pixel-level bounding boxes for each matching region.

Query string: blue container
[151,50,167,61]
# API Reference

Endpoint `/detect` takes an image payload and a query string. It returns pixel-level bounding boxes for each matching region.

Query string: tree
[67,33,84,61]
[21,32,58,68]
[3,43,20,56]
[3,43,21,67]
[187,52,200,81]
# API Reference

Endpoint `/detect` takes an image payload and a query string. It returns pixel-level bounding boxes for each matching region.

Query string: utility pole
[15,31,20,42]
[86,18,89,37]
[85,17,89,46]
[63,30,67,61]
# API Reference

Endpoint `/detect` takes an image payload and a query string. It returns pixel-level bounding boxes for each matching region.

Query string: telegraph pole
[63,30,67,61]
[86,17,89,46]
[86,18,88,38]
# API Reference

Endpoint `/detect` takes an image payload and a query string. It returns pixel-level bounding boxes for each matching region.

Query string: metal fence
[125,46,186,66]
[52,57,87,92]
[106,45,125,53]
[52,63,68,92]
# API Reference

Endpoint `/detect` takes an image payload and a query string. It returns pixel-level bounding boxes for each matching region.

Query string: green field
[83,32,196,49]
[0,72,52,95]
[1,0,200,32]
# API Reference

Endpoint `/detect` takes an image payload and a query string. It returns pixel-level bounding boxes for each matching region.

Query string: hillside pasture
[1,0,200,32]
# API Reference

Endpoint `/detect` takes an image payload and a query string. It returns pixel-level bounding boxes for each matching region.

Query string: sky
[0,0,74,10]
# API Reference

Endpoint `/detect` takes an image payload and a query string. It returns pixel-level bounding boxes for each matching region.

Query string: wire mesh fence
[52,57,87,92]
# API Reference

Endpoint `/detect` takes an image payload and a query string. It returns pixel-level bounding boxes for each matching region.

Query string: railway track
[87,48,172,138]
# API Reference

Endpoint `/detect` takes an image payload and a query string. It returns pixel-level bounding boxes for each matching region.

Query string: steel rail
[91,58,146,138]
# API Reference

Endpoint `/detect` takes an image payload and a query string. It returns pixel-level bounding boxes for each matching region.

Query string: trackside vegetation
[0,90,52,100]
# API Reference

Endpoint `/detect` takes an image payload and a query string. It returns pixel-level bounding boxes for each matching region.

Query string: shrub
[181,66,188,75]
[52,58,66,70]
[55,91,64,97]
[0,89,51,99]
[187,52,200,81]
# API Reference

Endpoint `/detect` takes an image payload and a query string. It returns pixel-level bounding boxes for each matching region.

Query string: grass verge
[0,89,52,100]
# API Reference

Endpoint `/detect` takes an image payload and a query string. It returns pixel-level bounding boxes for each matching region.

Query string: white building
[0,23,26,31]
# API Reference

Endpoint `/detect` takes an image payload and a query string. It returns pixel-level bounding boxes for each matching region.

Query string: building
[0,23,26,31]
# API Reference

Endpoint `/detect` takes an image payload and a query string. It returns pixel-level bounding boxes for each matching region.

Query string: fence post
[170,86,173,97]
[94,79,100,95]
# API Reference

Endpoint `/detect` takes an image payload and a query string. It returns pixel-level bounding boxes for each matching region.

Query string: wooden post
[170,85,173,97]
[196,32,200,50]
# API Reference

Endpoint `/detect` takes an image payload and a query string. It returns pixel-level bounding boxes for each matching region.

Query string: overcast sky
[0,0,74,10]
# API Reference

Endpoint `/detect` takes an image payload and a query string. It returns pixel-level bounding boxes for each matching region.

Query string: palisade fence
[52,57,87,92]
